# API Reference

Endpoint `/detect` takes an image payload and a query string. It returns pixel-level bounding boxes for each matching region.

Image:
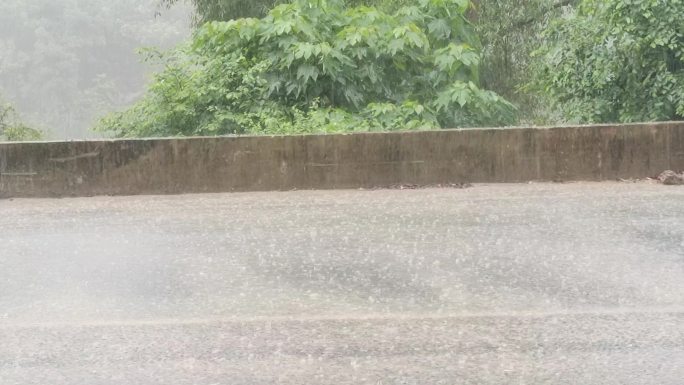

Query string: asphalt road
[1,183,683,384]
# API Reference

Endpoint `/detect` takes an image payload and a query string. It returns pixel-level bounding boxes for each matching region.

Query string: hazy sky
[0,0,192,139]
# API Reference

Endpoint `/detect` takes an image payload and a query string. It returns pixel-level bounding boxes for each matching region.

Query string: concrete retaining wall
[1,122,683,198]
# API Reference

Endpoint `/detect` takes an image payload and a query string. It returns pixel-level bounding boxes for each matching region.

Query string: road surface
[1,182,683,384]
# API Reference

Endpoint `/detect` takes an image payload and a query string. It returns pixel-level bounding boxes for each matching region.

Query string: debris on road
[658,170,684,185]
[371,183,472,190]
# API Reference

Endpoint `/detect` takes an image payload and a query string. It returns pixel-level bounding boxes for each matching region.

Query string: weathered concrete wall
[1,122,683,198]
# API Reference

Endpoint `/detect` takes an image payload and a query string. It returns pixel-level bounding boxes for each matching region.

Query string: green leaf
[388,39,405,55]
[296,64,320,83]
[428,18,451,39]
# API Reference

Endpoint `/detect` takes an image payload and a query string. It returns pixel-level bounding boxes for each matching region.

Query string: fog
[0,0,192,139]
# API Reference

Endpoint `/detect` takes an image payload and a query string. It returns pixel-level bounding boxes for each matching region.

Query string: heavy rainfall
[1,0,684,384]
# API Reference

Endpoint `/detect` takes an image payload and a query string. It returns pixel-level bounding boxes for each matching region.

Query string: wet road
[1,183,683,384]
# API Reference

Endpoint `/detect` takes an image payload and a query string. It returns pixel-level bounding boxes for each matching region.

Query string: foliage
[160,0,411,25]
[473,0,577,123]
[164,0,576,124]
[99,0,516,137]
[0,100,43,141]
[161,0,277,23]
[534,0,684,123]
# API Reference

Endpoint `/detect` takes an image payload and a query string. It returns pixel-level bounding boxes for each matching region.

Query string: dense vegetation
[160,0,578,121]
[474,0,578,122]
[160,0,413,24]
[534,0,684,123]
[3,0,684,140]
[99,0,516,137]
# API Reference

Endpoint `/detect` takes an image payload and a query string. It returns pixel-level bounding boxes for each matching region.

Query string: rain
[1,0,684,384]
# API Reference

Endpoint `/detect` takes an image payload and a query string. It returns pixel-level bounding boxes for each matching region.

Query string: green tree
[534,0,684,123]
[473,0,577,122]
[161,0,411,25]
[161,0,276,23]
[0,99,43,141]
[163,0,578,123]
[99,0,515,138]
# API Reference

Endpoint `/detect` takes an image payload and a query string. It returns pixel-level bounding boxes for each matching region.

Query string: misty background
[0,0,192,139]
